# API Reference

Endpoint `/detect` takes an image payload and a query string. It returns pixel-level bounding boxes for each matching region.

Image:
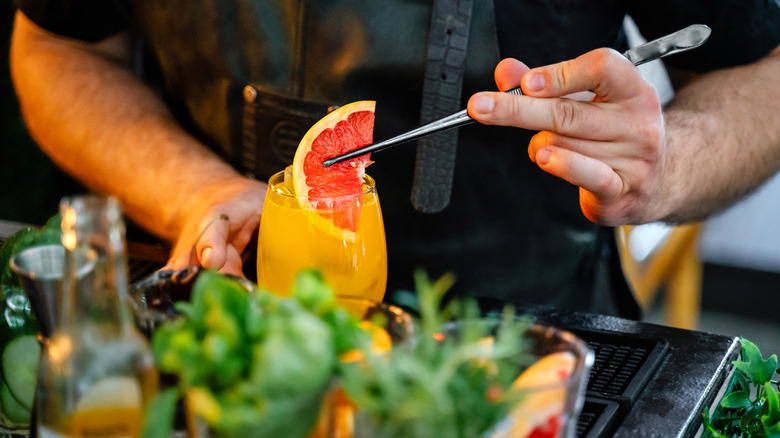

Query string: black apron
[21,0,780,317]
[126,0,645,318]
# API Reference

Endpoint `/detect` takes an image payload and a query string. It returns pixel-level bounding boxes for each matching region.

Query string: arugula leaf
[702,338,780,437]
[720,380,752,410]
[735,339,778,387]
[702,407,731,438]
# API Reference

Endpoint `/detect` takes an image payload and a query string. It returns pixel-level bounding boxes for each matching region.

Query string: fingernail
[524,73,546,92]
[201,247,213,265]
[472,94,495,114]
[536,148,552,165]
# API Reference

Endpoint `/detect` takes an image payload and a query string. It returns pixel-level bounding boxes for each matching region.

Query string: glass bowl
[128,267,257,339]
[488,324,593,438]
[346,320,593,438]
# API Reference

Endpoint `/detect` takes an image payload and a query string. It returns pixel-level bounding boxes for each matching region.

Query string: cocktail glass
[257,169,387,304]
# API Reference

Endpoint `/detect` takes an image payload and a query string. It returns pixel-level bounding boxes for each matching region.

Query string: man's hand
[163,178,266,276]
[467,49,666,225]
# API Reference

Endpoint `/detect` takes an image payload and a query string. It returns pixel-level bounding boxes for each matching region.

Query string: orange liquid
[36,362,158,438]
[257,171,387,303]
[39,408,142,438]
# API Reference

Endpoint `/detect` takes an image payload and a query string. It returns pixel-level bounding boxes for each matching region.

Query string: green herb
[702,338,780,437]
[144,268,536,438]
[144,268,367,438]
[339,269,534,438]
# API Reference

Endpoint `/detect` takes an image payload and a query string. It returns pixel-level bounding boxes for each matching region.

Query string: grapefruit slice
[292,101,376,241]
[491,351,576,438]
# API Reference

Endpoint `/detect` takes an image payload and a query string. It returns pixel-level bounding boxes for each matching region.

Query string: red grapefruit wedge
[292,101,376,241]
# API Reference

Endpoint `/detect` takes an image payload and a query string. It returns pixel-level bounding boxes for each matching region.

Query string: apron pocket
[241,83,334,180]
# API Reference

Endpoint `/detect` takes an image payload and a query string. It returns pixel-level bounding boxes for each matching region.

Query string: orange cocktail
[257,169,387,302]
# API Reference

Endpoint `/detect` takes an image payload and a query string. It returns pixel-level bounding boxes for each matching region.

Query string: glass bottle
[36,195,158,438]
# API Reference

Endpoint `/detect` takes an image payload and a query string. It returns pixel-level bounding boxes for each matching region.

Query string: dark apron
[129,0,641,319]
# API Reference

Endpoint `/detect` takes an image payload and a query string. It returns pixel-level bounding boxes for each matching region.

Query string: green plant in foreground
[702,338,780,437]
[143,268,535,438]
[144,269,368,438]
[339,269,534,438]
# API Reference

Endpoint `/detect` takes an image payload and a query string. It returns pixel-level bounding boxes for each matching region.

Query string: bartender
[9,1,780,318]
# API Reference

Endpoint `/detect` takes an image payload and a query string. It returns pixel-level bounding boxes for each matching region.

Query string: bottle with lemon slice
[257,101,388,305]
[36,196,157,438]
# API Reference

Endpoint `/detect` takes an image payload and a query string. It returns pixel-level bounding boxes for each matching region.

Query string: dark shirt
[16,0,780,317]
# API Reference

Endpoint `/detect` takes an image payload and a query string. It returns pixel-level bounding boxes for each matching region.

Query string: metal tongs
[323,24,711,167]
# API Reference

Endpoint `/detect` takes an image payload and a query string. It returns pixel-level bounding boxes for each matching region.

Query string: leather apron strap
[411,0,475,213]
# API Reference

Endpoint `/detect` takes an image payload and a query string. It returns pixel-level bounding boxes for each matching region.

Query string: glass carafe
[36,195,158,438]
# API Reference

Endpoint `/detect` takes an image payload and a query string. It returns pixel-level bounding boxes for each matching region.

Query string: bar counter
[515,303,738,437]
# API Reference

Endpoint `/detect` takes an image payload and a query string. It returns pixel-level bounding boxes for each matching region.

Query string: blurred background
[2,7,778,355]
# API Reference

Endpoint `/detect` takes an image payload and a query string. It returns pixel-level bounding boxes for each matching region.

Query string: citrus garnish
[339,320,392,364]
[492,351,576,438]
[292,101,376,241]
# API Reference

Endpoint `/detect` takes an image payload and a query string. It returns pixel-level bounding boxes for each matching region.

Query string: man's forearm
[657,46,780,224]
[10,12,247,239]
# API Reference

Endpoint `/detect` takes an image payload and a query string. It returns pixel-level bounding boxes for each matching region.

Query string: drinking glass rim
[267,169,378,200]
[438,319,594,392]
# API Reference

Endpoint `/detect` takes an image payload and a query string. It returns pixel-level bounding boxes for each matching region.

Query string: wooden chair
[616,223,703,329]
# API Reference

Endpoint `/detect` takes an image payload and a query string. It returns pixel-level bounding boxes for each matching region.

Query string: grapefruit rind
[292,101,376,242]
[491,351,575,438]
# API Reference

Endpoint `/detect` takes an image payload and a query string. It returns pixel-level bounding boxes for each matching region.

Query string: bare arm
[468,45,780,226]
[10,11,265,274]
[658,46,780,223]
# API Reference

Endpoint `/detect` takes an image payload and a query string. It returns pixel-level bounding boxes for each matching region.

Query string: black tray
[577,399,622,438]
[571,328,669,437]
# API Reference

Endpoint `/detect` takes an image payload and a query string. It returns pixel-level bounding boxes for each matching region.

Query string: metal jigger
[9,244,95,339]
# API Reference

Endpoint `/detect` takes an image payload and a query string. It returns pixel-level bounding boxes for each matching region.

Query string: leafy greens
[702,338,780,437]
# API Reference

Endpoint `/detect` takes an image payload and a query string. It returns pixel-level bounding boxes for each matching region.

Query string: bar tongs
[323,24,711,167]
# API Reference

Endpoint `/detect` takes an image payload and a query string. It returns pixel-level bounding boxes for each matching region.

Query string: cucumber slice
[1,335,39,411]
[1,379,31,424]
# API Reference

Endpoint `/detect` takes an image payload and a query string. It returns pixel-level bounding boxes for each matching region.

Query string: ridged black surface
[412,0,474,213]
